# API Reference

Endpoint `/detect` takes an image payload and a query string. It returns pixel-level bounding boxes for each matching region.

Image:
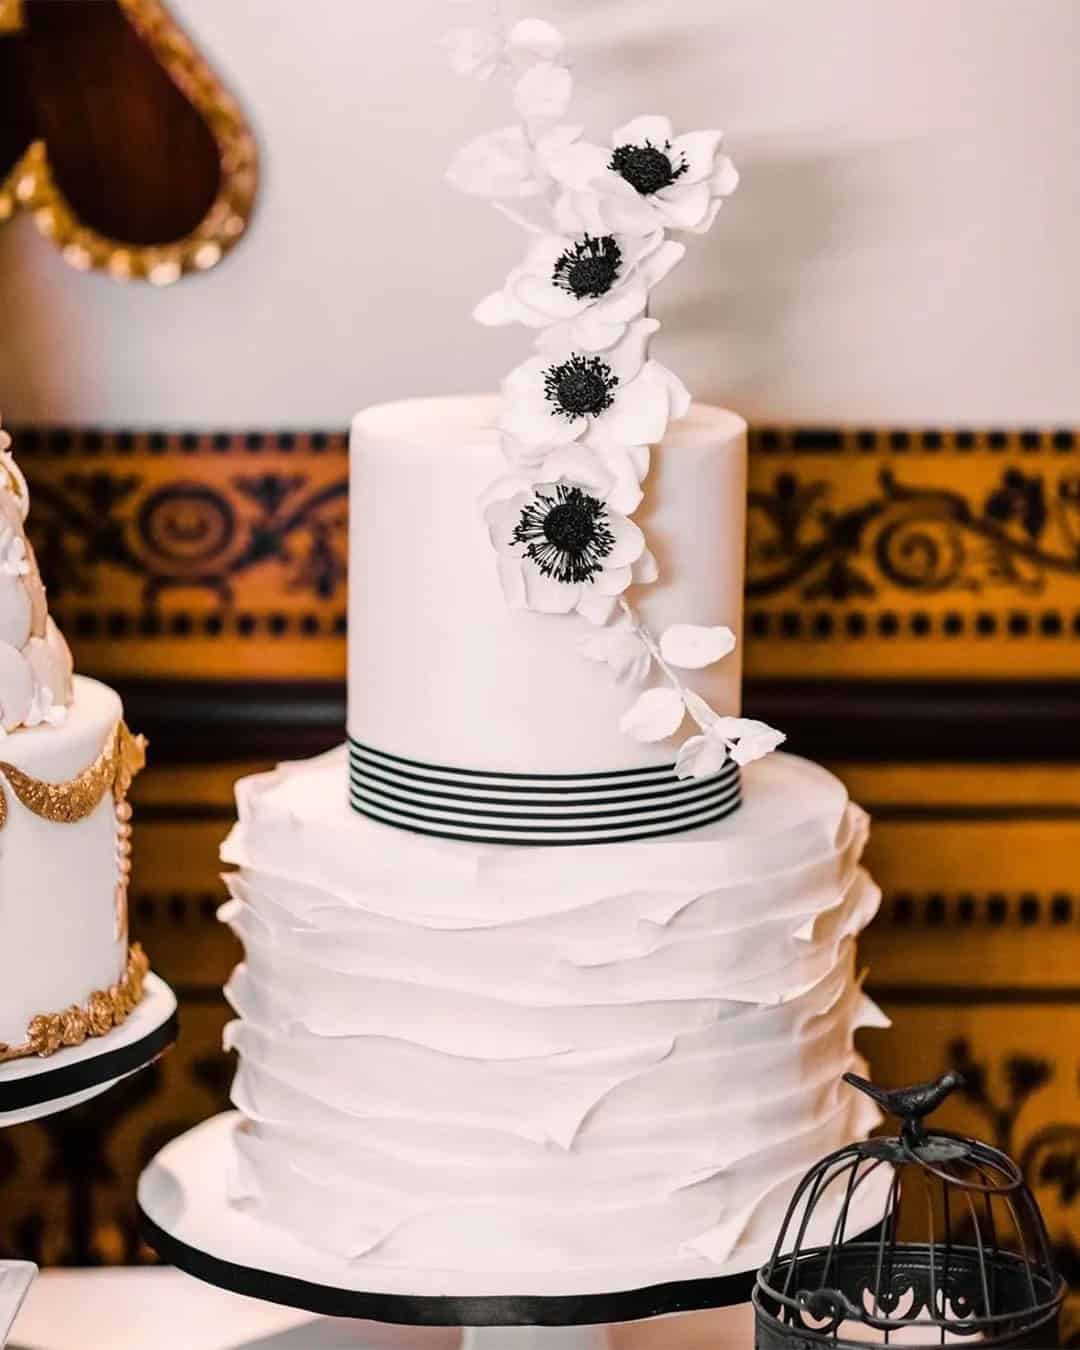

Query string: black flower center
[609,139,687,196]
[552,234,623,299]
[543,354,618,420]
[511,485,616,585]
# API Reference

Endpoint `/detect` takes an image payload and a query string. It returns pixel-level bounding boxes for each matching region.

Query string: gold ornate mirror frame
[0,0,257,284]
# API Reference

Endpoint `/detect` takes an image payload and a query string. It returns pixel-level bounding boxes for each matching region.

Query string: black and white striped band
[347,737,741,846]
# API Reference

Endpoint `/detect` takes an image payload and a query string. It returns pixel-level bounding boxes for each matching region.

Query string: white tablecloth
[8,1268,754,1350]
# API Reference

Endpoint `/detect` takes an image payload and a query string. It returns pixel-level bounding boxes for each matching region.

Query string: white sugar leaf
[513,62,572,120]
[440,26,499,79]
[619,687,685,742]
[682,687,720,730]
[659,623,736,669]
[508,18,564,60]
[582,623,651,684]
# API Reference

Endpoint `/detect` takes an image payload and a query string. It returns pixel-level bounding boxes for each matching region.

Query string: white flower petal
[591,563,632,596]
[586,370,671,450]
[646,359,692,419]
[605,512,646,567]
[513,274,585,320]
[619,686,685,742]
[513,62,573,120]
[671,129,725,184]
[606,317,660,383]
[484,491,529,545]
[539,446,613,497]
[447,126,540,199]
[659,623,736,669]
[546,141,612,192]
[711,155,740,196]
[592,279,650,327]
[523,564,580,614]
[575,590,618,624]
[496,553,527,609]
[613,115,674,149]
[637,238,686,289]
[656,181,712,230]
[687,198,723,237]
[602,452,646,515]
[631,548,659,584]
[473,289,515,326]
[508,18,564,61]
[499,394,583,448]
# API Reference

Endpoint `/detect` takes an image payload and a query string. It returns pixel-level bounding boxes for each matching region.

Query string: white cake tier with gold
[219,749,886,1290]
[0,675,147,1057]
[0,422,149,1066]
[348,397,746,776]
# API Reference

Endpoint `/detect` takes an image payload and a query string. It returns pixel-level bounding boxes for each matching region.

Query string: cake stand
[138,1112,891,1350]
[0,972,178,1122]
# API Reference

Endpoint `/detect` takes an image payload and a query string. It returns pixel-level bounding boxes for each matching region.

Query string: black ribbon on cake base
[348,738,741,845]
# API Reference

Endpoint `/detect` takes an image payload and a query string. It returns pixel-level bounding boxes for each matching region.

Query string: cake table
[138,1112,890,1349]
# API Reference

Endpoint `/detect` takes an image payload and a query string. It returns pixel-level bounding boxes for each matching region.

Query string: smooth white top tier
[348,396,747,774]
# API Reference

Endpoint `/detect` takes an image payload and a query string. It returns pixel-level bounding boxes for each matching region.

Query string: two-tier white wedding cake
[218,397,885,1294]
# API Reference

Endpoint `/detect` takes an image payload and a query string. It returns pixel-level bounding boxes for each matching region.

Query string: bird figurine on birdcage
[754,1069,1066,1349]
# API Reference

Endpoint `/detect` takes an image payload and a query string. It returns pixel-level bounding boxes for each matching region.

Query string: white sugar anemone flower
[485,480,652,624]
[550,115,738,236]
[474,229,684,352]
[499,318,690,453]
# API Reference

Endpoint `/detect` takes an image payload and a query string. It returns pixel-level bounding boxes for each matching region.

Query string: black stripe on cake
[347,737,741,845]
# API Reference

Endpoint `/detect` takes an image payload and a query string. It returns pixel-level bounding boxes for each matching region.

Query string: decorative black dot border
[750,428,1077,455]
[52,609,348,640]
[747,608,1080,641]
[886,891,1078,928]
[10,429,349,457]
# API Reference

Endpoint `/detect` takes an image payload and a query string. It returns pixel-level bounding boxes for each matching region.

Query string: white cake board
[0,973,178,1123]
[138,1112,891,1342]
[0,1261,35,1350]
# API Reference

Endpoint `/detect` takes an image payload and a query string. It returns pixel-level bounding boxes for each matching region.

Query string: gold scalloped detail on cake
[0,943,150,1063]
[0,720,145,828]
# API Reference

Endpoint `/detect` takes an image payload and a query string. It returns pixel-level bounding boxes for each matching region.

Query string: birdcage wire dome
[753,1075,1066,1349]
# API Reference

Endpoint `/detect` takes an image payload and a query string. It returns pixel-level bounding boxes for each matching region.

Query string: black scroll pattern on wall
[748,467,1080,603]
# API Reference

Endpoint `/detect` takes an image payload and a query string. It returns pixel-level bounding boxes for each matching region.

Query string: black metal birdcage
[753,1070,1066,1348]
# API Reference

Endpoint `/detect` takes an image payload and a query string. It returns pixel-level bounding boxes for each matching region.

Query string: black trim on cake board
[0,974,178,1115]
[137,1205,760,1326]
[136,1112,886,1329]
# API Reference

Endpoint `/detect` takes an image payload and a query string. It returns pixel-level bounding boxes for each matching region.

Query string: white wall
[0,0,1077,427]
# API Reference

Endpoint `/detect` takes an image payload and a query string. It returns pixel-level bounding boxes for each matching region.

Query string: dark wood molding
[116,677,1080,765]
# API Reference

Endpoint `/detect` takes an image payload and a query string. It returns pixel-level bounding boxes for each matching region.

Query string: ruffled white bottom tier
[219,750,887,1295]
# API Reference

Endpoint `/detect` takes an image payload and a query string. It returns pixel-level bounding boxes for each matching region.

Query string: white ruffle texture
[219,748,887,1287]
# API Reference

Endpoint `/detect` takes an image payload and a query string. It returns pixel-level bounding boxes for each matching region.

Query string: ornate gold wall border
[10,424,1080,680]
[0,0,257,283]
